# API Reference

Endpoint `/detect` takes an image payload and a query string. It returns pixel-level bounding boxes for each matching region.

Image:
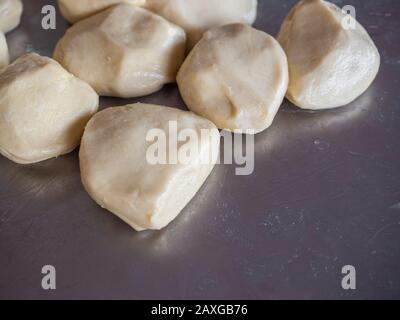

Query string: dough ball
[0,0,23,34]
[277,0,380,110]
[80,103,220,231]
[0,53,99,164]
[58,0,146,24]
[54,4,186,98]
[147,0,258,49]
[177,23,289,134]
[0,33,9,69]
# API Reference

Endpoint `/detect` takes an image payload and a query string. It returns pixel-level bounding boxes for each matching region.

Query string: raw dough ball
[0,53,99,164]
[54,4,186,98]
[0,0,23,34]
[277,0,380,110]
[58,0,146,24]
[80,103,220,231]
[0,33,9,69]
[177,23,289,134]
[147,0,258,49]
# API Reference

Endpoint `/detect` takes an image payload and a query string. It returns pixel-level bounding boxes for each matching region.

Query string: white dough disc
[54,4,186,98]
[177,23,289,134]
[58,0,146,24]
[147,0,258,49]
[80,103,220,231]
[0,0,23,34]
[277,0,380,110]
[0,53,99,164]
[0,33,9,69]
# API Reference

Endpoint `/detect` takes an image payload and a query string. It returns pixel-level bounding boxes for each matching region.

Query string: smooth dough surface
[0,0,23,34]
[277,0,380,110]
[0,33,9,69]
[54,4,186,98]
[80,103,220,231]
[58,0,146,24]
[147,0,258,49]
[177,23,289,134]
[0,53,99,164]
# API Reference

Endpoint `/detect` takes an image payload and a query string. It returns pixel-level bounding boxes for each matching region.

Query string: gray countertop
[0,0,399,299]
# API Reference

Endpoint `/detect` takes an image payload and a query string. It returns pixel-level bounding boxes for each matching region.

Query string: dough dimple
[177,23,289,134]
[54,4,186,98]
[277,0,381,110]
[0,33,9,69]
[0,53,99,164]
[0,0,23,34]
[58,0,146,24]
[147,0,258,49]
[79,103,220,231]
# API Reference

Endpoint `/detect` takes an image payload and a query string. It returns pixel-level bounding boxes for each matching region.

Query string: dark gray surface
[1,0,399,300]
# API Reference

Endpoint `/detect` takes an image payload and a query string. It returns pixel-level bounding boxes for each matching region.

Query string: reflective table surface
[1,0,399,299]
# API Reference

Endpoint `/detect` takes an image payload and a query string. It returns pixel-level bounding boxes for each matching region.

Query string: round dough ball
[277,0,380,110]
[147,0,258,49]
[0,33,9,69]
[54,4,186,98]
[80,103,220,231]
[0,0,23,34]
[58,0,146,24]
[0,53,99,164]
[177,23,289,134]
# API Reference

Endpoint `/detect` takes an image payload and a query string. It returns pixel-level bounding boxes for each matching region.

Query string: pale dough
[58,0,146,24]
[177,23,289,134]
[277,0,380,110]
[0,33,9,69]
[0,0,23,34]
[54,4,186,98]
[80,103,220,231]
[0,53,99,164]
[147,0,258,49]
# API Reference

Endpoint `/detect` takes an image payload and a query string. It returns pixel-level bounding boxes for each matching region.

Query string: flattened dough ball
[54,4,186,98]
[58,0,146,24]
[0,0,23,34]
[177,23,289,134]
[0,33,9,69]
[147,0,258,49]
[0,53,99,164]
[80,103,220,231]
[277,0,380,110]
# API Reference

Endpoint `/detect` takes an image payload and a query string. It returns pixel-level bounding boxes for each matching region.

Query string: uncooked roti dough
[147,0,258,49]
[0,53,99,164]
[58,0,146,24]
[0,33,9,69]
[0,0,23,34]
[54,4,186,98]
[80,103,220,231]
[277,0,380,110]
[177,23,288,134]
